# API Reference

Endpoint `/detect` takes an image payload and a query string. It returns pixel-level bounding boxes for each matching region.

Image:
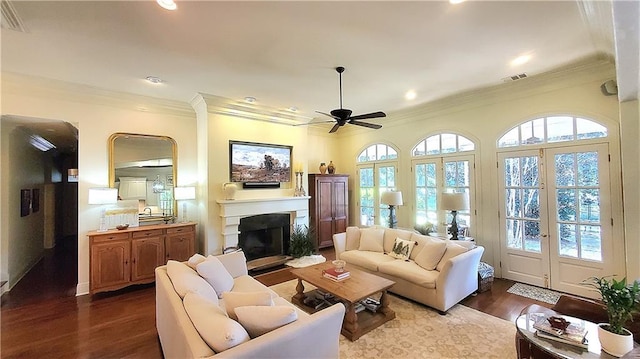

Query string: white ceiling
[2,0,614,130]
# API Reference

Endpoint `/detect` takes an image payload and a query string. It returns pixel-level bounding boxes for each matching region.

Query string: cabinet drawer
[132,229,164,238]
[91,232,130,243]
[166,225,194,234]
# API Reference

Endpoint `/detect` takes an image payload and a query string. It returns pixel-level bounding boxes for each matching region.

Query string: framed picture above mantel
[229,141,292,188]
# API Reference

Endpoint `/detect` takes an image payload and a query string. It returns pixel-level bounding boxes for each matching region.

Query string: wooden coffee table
[290,262,396,341]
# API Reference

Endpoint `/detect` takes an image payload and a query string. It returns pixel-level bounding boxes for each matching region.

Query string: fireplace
[217,196,310,270]
[239,213,290,260]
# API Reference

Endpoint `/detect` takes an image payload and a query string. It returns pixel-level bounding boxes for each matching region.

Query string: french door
[498,143,616,297]
[357,163,397,226]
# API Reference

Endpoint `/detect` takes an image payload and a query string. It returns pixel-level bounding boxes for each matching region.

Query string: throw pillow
[388,237,416,261]
[358,228,385,252]
[166,260,219,303]
[414,237,448,270]
[214,251,249,278]
[235,305,298,338]
[196,257,235,298]
[435,241,470,272]
[187,253,207,270]
[183,292,250,352]
[222,291,274,321]
[345,226,362,251]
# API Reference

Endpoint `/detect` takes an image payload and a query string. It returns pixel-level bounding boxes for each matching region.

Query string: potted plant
[583,276,640,357]
[289,225,316,259]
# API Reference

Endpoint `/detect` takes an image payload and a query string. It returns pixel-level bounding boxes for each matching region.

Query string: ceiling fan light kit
[315,66,386,133]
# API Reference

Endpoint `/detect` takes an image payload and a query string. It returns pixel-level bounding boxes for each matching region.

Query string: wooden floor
[1,244,553,358]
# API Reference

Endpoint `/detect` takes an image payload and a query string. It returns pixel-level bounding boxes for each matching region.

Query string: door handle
[541,234,548,238]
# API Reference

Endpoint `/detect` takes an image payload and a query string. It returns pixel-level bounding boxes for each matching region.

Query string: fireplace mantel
[217,196,310,250]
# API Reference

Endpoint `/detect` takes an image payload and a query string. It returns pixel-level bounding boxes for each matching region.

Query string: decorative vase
[327,161,335,174]
[598,324,634,357]
[319,162,327,174]
[222,182,238,200]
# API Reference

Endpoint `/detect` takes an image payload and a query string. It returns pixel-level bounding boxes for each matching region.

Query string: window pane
[580,225,602,261]
[506,219,523,249]
[376,144,386,160]
[524,221,541,252]
[426,135,440,155]
[521,119,544,145]
[576,118,607,140]
[415,164,426,186]
[504,157,521,187]
[521,156,539,187]
[441,134,456,154]
[387,147,398,160]
[577,152,599,186]
[413,141,426,156]
[499,127,519,148]
[547,116,574,143]
[558,223,578,257]
[505,189,521,218]
[458,136,475,152]
[445,162,456,187]
[579,189,600,222]
[555,153,575,186]
[523,189,539,219]
[557,189,576,221]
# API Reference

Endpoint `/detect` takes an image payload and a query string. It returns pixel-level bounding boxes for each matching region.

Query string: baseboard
[76,281,89,296]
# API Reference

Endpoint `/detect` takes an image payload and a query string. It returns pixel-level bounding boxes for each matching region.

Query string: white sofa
[333,226,484,313]
[156,251,346,358]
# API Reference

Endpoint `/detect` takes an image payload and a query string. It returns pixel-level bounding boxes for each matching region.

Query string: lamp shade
[441,192,469,211]
[381,191,403,206]
[174,186,196,200]
[88,188,118,205]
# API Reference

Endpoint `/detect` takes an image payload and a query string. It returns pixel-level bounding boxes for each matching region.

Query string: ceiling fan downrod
[336,66,345,110]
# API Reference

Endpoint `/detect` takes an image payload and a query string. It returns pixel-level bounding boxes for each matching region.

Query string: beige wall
[330,60,624,275]
[1,73,198,295]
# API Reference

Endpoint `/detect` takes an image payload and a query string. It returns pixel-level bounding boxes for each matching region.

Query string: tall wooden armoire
[308,174,349,249]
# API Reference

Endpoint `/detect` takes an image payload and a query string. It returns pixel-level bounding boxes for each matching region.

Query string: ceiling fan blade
[349,120,383,130]
[315,111,340,120]
[293,120,335,127]
[329,123,341,133]
[348,111,386,121]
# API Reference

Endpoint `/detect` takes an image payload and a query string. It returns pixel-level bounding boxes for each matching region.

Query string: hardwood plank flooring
[1,244,553,358]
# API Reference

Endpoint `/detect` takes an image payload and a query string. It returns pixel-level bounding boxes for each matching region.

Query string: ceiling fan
[315,66,386,133]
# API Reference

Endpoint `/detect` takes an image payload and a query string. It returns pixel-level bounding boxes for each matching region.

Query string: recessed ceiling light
[244,97,256,103]
[510,54,532,67]
[405,90,417,101]
[450,0,465,4]
[156,0,177,11]
[145,76,164,84]
[288,106,298,112]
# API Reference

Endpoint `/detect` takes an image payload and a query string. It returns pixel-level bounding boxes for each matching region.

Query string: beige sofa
[333,226,484,313]
[156,251,345,358]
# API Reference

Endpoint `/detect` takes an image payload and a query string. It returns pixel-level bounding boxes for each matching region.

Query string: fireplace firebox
[238,213,291,271]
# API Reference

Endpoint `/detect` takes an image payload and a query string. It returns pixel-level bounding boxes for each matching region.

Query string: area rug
[507,282,561,305]
[270,280,516,359]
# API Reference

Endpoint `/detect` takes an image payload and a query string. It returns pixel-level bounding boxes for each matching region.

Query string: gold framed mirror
[108,133,178,223]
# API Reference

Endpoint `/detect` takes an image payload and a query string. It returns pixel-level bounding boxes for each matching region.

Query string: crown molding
[577,0,615,57]
[2,72,195,117]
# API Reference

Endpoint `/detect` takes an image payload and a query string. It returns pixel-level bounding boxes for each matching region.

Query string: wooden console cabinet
[308,174,349,249]
[88,222,196,294]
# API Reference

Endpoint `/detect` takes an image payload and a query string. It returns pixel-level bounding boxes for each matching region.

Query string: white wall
[0,119,46,289]
[1,73,198,295]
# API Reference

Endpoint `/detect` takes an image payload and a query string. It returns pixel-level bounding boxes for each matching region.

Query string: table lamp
[174,186,196,223]
[88,187,118,232]
[381,191,403,228]
[441,192,469,240]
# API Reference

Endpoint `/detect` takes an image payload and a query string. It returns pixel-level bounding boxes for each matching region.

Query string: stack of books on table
[323,268,350,282]
[533,316,589,349]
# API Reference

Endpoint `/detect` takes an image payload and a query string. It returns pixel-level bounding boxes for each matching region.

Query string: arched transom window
[413,133,475,156]
[498,116,607,148]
